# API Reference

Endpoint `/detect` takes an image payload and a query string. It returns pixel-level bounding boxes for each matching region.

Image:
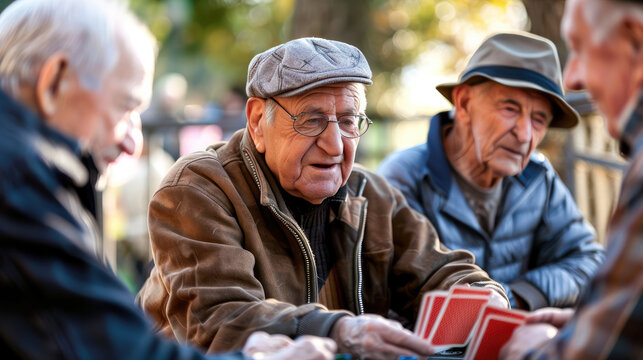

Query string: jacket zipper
[242,149,318,303]
[353,177,368,315]
[269,205,318,303]
[354,201,367,315]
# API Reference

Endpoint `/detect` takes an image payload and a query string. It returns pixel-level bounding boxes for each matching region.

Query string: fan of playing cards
[414,285,527,360]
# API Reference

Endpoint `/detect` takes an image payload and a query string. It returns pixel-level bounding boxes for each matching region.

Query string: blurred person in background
[500,0,643,358]
[0,0,334,359]
[378,32,604,311]
[141,72,189,160]
[138,37,509,360]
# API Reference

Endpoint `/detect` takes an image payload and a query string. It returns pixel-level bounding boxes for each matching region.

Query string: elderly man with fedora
[378,32,604,311]
[138,37,508,360]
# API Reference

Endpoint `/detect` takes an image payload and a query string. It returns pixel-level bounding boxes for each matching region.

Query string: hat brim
[278,76,373,98]
[436,74,579,129]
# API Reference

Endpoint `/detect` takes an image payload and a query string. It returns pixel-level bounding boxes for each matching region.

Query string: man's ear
[246,97,267,153]
[451,84,473,124]
[622,16,643,88]
[35,53,68,118]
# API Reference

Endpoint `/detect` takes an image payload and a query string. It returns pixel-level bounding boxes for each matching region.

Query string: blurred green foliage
[129,0,295,102]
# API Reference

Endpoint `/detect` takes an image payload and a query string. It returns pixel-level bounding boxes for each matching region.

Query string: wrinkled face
[53,39,154,173]
[253,84,364,204]
[562,0,639,138]
[462,82,553,177]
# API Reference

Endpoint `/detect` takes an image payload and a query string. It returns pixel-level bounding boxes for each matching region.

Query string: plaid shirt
[527,92,643,359]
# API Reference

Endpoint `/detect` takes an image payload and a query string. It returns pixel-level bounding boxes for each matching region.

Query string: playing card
[414,292,432,336]
[464,313,525,360]
[470,305,527,338]
[414,291,447,339]
[450,286,492,297]
[428,287,490,348]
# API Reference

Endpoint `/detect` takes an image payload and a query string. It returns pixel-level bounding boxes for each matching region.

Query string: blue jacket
[377,111,605,309]
[0,89,246,360]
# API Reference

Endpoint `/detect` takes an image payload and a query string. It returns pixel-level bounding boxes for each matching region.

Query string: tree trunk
[523,0,567,65]
[290,0,370,51]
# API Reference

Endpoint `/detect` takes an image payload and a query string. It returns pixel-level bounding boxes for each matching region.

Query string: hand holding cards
[414,286,526,360]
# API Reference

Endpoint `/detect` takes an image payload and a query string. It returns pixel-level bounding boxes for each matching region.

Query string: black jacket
[0,89,246,360]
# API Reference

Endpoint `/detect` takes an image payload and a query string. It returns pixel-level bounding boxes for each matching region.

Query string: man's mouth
[500,146,525,157]
[312,163,336,169]
[103,153,122,165]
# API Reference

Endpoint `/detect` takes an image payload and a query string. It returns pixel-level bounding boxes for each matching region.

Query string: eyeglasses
[270,97,372,138]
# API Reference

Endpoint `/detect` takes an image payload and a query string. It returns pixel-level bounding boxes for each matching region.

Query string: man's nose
[316,120,343,156]
[563,54,584,91]
[513,113,532,143]
[119,112,143,157]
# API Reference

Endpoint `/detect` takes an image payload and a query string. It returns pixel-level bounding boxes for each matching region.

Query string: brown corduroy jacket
[137,129,506,353]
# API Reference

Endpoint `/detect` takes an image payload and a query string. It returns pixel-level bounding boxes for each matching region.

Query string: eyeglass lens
[270,97,371,138]
[294,113,369,138]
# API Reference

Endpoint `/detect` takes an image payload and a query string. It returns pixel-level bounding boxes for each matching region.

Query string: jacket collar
[619,89,643,159]
[425,110,542,196]
[425,111,454,196]
[0,88,91,187]
[0,88,83,157]
[239,129,288,212]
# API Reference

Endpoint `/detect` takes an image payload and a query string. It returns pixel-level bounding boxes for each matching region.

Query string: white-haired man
[0,1,335,359]
[501,0,643,358]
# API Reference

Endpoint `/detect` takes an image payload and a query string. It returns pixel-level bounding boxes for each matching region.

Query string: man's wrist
[329,316,349,341]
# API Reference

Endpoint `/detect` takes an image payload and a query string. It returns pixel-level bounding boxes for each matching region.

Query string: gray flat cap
[246,37,372,98]
[436,32,580,128]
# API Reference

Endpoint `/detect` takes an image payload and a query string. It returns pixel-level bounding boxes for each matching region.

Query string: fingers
[242,332,294,358]
[335,315,434,360]
[499,323,558,360]
[378,323,433,356]
[525,307,574,327]
[297,336,337,356]
[266,336,336,360]
[488,289,510,309]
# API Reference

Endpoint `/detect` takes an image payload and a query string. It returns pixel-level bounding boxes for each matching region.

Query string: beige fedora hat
[436,32,579,128]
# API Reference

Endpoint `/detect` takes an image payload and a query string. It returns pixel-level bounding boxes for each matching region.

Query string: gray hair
[584,0,643,44]
[264,83,368,125]
[0,0,156,98]
[265,99,277,125]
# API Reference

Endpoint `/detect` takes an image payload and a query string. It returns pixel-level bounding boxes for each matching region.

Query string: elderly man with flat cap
[138,37,508,359]
[378,32,604,311]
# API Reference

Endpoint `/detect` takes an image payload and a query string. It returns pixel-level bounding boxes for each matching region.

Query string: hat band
[462,65,562,97]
